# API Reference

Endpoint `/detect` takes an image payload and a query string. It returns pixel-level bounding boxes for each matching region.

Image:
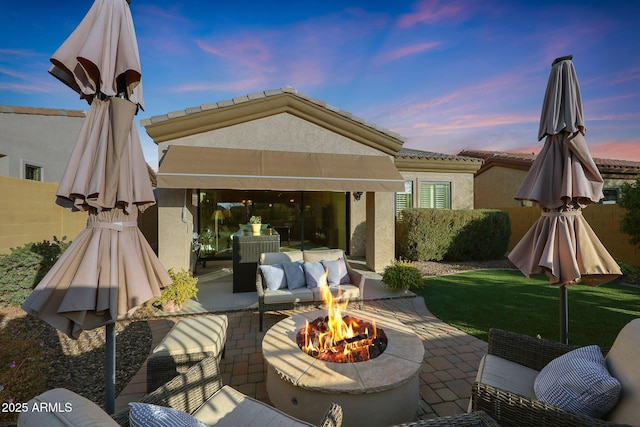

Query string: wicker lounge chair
[112,355,343,426]
[17,356,342,427]
[392,411,500,426]
[470,321,640,427]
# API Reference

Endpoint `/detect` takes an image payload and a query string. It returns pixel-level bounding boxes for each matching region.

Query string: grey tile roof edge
[0,105,86,117]
[459,149,640,169]
[397,148,483,162]
[138,87,406,142]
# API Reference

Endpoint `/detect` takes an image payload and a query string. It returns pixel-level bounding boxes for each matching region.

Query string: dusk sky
[1,0,639,169]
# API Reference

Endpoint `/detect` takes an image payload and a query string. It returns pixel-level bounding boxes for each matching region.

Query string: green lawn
[418,269,640,348]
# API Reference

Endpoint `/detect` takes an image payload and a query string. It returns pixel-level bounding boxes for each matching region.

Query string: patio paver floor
[115,296,487,422]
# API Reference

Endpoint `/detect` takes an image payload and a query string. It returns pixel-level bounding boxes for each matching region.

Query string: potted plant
[249,215,262,235]
[382,259,422,292]
[153,268,199,312]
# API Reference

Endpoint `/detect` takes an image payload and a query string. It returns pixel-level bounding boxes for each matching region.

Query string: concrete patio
[114,260,488,422]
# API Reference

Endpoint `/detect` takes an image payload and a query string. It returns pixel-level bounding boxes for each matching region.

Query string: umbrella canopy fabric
[508,56,620,287]
[26,0,171,412]
[21,209,165,339]
[508,210,621,287]
[514,131,604,210]
[508,56,620,343]
[55,96,155,213]
[49,0,143,109]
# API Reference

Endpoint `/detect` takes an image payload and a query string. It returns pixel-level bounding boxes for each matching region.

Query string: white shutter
[419,182,451,209]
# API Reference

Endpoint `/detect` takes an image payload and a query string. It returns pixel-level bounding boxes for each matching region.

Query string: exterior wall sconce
[353,191,363,201]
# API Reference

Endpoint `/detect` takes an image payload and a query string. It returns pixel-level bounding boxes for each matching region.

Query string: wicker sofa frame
[112,355,343,427]
[470,328,632,427]
[256,249,365,331]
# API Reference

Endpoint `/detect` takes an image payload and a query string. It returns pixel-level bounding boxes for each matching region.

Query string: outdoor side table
[232,229,280,293]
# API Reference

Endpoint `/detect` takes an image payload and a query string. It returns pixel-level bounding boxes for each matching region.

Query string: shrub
[617,259,640,285]
[0,236,71,306]
[396,209,510,261]
[153,268,199,308]
[618,175,640,247]
[382,260,422,291]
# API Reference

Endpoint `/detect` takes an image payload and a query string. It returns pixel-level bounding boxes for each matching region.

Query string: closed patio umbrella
[508,55,621,344]
[21,0,170,414]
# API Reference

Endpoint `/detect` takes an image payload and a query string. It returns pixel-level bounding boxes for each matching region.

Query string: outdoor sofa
[17,355,343,427]
[470,318,640,427]
[256,248,365,331]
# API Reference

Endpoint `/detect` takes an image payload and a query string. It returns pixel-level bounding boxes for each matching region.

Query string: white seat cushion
[193,385,315,426]
[18,388,119,427]
[605,318,640,424]
[152,315,228,357]
[311,284,360,302]
[263,287,314,304]
[474,354,539,399]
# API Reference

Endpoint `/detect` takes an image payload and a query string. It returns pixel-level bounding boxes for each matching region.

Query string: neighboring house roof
[395,148,482,173]
[0,105,85,118]
[142,87,406,155]
[460,149,640,177]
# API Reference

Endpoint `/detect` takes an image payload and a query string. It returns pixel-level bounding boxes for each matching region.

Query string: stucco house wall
[0,106,85,182]
[144,89,404,273]
[394,149,482,211]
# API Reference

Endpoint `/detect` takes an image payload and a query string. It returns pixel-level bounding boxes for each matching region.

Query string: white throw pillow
[304,261,326,288]
[129,402,208,427]
[260,263,287,290]
[321,258,350,286]
[282,260,306,290]
[534,345,621,418]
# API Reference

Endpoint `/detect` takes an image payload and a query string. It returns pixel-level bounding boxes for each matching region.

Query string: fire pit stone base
[262,309,425,427]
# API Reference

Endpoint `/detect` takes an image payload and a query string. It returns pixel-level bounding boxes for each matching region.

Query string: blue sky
[2,0,639,169]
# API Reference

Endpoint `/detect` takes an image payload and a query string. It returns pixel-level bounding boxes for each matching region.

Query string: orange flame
[301,268,378,360]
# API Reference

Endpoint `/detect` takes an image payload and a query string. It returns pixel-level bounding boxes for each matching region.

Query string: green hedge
[0,237,70,306]
[396,209,510,261]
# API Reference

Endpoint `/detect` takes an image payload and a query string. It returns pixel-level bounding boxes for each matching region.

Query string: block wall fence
[502,205,638,265]
[0,176,158,254]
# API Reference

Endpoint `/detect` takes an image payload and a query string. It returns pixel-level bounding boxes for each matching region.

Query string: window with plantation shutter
[395,181,413,220]
[419,182,451,209]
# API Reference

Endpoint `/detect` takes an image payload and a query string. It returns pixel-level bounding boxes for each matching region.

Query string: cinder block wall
[0,176,86,253]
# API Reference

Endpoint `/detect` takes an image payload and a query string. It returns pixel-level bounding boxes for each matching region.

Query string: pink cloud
[196,36,276,74]
[397,0,468,28]
[376,42,441,64]
[170,76,270,94]
[588,140,640,162]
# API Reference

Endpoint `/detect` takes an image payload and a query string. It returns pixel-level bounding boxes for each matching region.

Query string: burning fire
[296,272,387,363]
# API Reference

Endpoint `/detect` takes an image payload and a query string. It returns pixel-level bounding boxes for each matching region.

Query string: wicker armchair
[112,355,342,427]
[392,411,500,426]
[470,328,633,427]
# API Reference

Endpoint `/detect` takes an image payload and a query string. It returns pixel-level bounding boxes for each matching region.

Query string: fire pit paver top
[262,309,424,394]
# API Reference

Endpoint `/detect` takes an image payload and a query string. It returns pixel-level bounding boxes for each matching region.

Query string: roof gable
[142,87,405,156]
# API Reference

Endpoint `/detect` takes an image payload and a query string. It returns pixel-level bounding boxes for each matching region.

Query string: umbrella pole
[105,323,116,414]
[560,285,568,345]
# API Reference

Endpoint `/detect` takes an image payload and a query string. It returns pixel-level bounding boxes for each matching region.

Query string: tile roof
[0,105,85,118]
[397,148,482,162]
[459,149,640,173]
[140,86,406,143]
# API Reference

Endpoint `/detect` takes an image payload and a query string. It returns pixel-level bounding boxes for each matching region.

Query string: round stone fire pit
[262,309,424,427]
